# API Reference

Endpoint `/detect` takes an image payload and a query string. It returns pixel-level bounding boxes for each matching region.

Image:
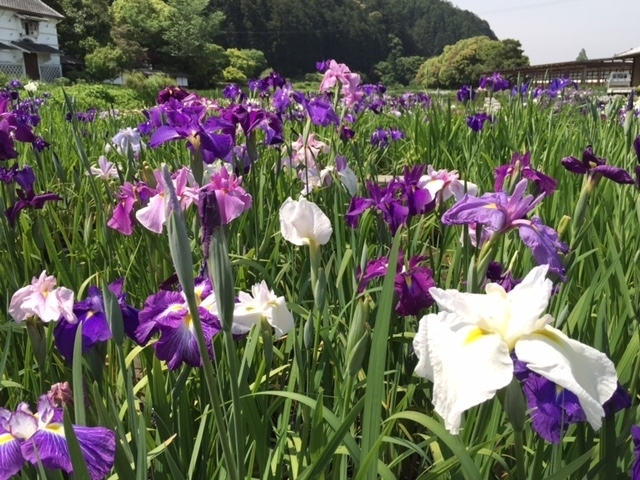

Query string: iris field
[0,65,639,480]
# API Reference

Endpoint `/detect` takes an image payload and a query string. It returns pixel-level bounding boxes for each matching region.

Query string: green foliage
[85,45,127,81]
[209,0,497,78]
[221,66,247,84]
[415,36,529,88]
[125,73,176,106]
[375,35,425,86]
[225,48,268,79]
[47,83,142,110]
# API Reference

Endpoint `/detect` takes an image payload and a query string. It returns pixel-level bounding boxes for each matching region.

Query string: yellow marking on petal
[483,203,498,209]
[169,304,184,312]
[536,329,562,345]
[184,313,192,329]
[45,423,65,436]
[86,310,94,319]
[463,327,489,345]
[0,432,15,445]
[405,275,412,288]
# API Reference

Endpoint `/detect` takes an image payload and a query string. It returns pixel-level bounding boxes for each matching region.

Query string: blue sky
[451,0,640,65]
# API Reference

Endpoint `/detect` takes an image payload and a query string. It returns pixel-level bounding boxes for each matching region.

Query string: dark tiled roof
[0,0,64,19]
[12,40,61,54]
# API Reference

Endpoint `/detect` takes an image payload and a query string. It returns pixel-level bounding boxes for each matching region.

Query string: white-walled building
[0,0,63,82]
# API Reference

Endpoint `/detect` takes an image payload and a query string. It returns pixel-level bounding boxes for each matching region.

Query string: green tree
[576,48,588,61]
[85,44,127,81]
[415,36,529,88]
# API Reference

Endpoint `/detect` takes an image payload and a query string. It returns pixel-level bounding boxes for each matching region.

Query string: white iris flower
[413,265,618,434]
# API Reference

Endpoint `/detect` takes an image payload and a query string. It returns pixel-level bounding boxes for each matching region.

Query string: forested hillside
[43,0,496,85]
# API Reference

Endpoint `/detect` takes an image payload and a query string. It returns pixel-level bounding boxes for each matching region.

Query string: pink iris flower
[9,271,75,323]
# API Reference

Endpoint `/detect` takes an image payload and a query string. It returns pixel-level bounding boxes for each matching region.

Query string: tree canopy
[415,36,529,89]
[44,0,499,85]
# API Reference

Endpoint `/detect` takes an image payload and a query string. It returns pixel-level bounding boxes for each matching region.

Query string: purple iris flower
[9,79,21,89]
[221,104,284,146]
[561,145,634,185]
[0,395,115,479]
[5,166,61,227]
[633,135,640,189]
[370,128,405,148]
[398,165,435,216]
[547,76,578,97]
[340,125,355,141]
[273,83,293,114]
[632,425,640,480]
[443,179,569,278]
[494,151,557,195]
[135,278,221,370]
[53,279,139,361]
[466,112,493,132]
[516,363,631,443]
[510,83,530,97]
[346,180,409,234]
[0,130,18,159]
[521,372,587,443]
[316,60,329,73]
[483,261,521,292]
[479,72,510,92]
[457,85,476,102]
[394,257,437,316]
[304,97,339,127]
[358,253,436,316]
[156,85,189,104]
[149,100,235,164]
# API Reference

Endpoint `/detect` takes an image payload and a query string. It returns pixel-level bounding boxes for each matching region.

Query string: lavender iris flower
[561,145,634,185]
[494,151,557,195]
[443,179,569,278]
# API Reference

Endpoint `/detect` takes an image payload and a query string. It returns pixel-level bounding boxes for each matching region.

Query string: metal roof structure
[0,0,63,19]
[615,46,640,58]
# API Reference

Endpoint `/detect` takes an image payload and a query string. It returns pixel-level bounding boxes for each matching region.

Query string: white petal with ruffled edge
[420,311,513,434]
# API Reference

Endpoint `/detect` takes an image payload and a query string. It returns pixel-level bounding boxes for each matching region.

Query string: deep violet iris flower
[561,145,634,186]
[346,180,409,234]
[358,253,436,316]
[0,395,115,479]
[135,278,221,370]
[514,358,631,443]
[479,72,510,92]
[53,279,140,361]
[4,165,60,227]
[456,85,475,102]
[494,151,557,195]
[442,179,569,278]
[466,112,493,132]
